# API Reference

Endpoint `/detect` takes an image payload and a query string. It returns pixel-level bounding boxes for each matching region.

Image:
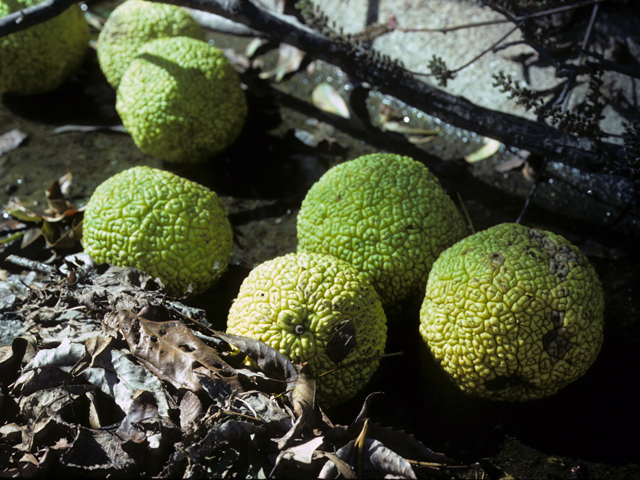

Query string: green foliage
[617,120,640,184]
[622,121,640,161]
[492,70,605,140]
[492,71,543,110]
[427,55,454,87]
[295,0,338,37]
[294,0,405,80]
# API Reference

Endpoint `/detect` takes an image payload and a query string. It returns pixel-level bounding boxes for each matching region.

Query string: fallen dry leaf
[275,436,325,470]
[215,331,298,389]
[278,363,316,450]
[45,172,75,215]
[494,150,530,172]
[381,120,439,136]
[259,43,305,82]
[312,83,351,118]
[117,390,162,444]
[179,390,204,431]
[319,437,417,479]
[117,310,241,393]
[0,128,27,155]
[464,137,502,163]
[59,424,137,472]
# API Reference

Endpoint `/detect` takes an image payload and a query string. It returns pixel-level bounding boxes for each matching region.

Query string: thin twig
[518,4,599,222]
[516,157,549,224]
[402,0,603,78]
[555,3,600,109]
[0,0,78,38]
[510,0,604,22]
[456,192,475,235]
[410,21,523,78]
[0,0,628,174]
[5,254,56,275]
[557,56,640,80]
[401,18,509,34]
[399,0,605,34]
[484,0,603,25]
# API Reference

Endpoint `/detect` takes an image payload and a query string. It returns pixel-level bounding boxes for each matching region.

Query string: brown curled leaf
[117,310,241,393]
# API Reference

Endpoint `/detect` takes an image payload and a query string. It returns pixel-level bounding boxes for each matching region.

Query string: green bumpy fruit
[226,252,387,407]
[419,223,604,402]
[82,166,232,296]
[0,0,89,95]
[97,0,205,88]
[116,36,247,164]
[297,153,468,307]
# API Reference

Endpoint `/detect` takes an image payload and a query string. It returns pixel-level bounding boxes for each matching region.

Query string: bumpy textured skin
[97,0,204,88]
[116,37,247,164]
[226,252,387,407]
[419,223,604,401]
[0,0,89,95]
[297,154,468,307]
[83,166,232,296]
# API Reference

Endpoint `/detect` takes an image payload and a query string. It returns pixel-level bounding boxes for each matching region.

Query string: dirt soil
[1,1,640,479]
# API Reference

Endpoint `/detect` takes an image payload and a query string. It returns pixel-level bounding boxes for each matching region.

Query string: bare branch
[400,18,510,34]
[408,21,524,78]
[554,3,599,109]
[151,0,621,173]
[0,0,627,174]
[0,0,78,38]
[399,0,605,34]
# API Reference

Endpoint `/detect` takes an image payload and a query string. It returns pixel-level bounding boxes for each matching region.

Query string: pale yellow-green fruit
[226,252,387,407]
[97,0,205,88]
[297,153,468,307]
[82,166,232,296]
[116,36,247,163]
[420,223,605,401]
[0,0,89,95]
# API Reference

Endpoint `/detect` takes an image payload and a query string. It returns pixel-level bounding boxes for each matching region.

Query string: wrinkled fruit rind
[226,252,387,407]
[97,0,205,88]
[0,0,89,95]
[419,222,605,401]
[297,153,468,307]
[116,36,247,163]
[82,166,232,296]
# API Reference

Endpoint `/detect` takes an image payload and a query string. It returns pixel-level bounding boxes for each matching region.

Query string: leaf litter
[2,172,84,250]
[0,175,465,477]
[0,249,462,478]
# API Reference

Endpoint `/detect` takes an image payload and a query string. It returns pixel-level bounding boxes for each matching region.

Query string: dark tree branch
[0,0,79,37]
[153,0,623,173]
[0,0,628,174]
[555,3,599,109]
